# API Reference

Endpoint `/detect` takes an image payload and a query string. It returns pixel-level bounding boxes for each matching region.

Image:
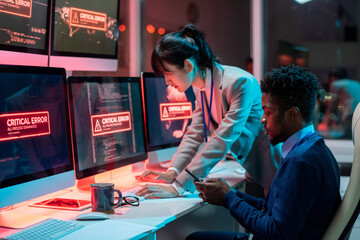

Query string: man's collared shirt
[281,124,315,159]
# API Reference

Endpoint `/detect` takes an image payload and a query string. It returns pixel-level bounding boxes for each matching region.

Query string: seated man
[189,65,341,240]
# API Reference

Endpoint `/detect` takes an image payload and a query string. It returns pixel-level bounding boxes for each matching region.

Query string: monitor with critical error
[0,65,74,223]
[49,0,119,71]
[141,72,196,164]
[67,76,147,179]
[0,0,50,66]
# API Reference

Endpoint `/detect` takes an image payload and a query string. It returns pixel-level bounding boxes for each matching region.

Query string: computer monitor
[0,65,74,227]
[67,76,147,180]
[49,0,119,71]
[0,0,50,66]
[141,72,196,165]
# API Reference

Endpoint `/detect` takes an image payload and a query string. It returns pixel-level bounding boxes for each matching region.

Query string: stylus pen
[185,168,201,182]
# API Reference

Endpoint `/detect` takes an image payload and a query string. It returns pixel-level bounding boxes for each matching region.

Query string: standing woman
[138,24,279,198]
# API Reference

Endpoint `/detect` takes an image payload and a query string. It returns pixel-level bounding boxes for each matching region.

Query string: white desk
[325,139,354,163]
[0,160,246,239]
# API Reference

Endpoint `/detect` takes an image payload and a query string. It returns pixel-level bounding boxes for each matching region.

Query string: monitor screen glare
[0,0,49,52]
[68,77,147,179]
[52,0,119,58]
[0,0,50,66]
[0,65,74,209]
[142,72,196,151]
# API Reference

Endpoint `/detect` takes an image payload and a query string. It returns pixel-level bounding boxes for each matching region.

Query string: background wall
[265,0,360,84]
[142,0,251,72]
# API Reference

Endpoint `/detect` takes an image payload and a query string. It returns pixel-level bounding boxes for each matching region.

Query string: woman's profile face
[161,61,193,93]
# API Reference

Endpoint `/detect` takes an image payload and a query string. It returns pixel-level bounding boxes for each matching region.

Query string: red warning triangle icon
[72,12,79,23]
[162,107,169,118]
[94,120,102,132]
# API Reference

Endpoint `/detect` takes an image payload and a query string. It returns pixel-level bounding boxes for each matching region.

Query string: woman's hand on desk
[136,184,179,198]
[140,170,177,183]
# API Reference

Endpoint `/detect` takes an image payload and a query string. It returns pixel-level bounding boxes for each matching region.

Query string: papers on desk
[60,220,156,240]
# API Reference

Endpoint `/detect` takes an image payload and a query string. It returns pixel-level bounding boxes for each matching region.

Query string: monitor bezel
[67,76,148,179]
[141,72,191,152]
[0,64,74,189]
[0,0,51,56]
[0,0,51,67]
[50,0,120,60]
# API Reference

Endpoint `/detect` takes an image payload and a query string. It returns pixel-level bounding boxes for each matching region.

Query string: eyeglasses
[121,196,140,206]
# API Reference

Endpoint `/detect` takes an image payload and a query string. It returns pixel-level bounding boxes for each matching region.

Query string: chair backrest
[321,103,360,240]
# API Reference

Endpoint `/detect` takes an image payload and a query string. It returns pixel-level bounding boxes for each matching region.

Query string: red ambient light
[0,111,50,141]
[91,111,132,137]
[160,102,192,121]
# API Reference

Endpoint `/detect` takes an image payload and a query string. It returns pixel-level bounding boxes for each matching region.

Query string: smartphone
[185,168,201,182]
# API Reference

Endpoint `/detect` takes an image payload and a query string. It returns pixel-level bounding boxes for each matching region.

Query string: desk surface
[324,139,354,163]
[0,160,245,239]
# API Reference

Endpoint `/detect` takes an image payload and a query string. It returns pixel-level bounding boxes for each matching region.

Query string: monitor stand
[75,173,110,193]
[146,146,177,170]
[75,165,134,192]
[75,176,96,193]
[0,211,49,229]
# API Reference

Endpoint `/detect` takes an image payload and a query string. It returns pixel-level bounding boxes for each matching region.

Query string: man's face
[261,93,288,145]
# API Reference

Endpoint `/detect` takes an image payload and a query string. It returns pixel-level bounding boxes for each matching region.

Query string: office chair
[321,103,360,240]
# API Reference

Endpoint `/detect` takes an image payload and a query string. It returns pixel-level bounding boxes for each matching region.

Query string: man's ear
[288,106,300,122]
[184,59,194,73]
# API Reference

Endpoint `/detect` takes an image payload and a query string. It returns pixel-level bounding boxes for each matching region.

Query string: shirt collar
[199,68,212,92]
[281,124,315,159]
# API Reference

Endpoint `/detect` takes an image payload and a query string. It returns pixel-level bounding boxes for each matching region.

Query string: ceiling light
[295,0,312,4]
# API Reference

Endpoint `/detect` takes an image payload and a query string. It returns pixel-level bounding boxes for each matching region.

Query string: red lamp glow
[158,27,165,35]
[146,24,155,34]
[119,24,126,32]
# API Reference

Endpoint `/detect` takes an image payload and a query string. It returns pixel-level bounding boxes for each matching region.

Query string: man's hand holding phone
[185,168,202,182]
[194,178,231,205]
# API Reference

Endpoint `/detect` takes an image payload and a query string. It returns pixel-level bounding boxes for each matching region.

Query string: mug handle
[113,189,122,207]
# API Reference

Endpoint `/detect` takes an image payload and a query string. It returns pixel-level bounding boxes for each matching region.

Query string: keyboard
[4,218,84,240]
[122,185,146,202]
[135,174,166,183]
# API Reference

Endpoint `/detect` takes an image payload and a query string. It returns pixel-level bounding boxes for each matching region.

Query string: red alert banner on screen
[160,102,192,121]
[0,0,32,18]
[0,111,50,141]
[70,7,107,31]
[91,112,131,137]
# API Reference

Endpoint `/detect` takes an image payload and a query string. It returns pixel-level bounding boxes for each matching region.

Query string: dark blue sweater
[223,133,341,240]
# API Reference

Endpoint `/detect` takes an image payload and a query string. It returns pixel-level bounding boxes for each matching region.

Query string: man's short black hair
[260,65,319,123]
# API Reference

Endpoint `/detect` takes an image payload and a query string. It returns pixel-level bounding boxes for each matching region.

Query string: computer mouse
[76,211,109,221]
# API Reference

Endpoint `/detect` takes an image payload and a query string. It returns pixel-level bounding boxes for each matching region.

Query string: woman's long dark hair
[151,24,219,74]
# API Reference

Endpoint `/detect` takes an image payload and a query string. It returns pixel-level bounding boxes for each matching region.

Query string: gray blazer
[172,63,281,193]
